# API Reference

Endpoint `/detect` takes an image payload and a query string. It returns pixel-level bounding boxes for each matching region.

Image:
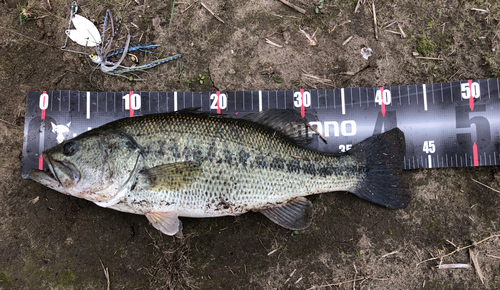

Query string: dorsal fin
[243,109,313,146]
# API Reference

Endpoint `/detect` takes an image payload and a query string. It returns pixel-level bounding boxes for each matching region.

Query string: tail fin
[347,128,410,209]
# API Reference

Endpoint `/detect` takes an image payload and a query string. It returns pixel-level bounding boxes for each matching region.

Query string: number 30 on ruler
[293,91,311,107]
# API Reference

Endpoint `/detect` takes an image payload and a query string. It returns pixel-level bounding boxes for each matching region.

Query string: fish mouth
[43,153,62,185]
[29,154,81,190]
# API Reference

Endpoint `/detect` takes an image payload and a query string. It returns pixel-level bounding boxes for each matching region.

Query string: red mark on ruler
[468,80,474,111]
[129,91,134,117]
[380,87,386,117]
[41,91,47,121]
[473,143,478,166]
[216,91,221,114]
[39,155,43,170]
[300,89,305,118]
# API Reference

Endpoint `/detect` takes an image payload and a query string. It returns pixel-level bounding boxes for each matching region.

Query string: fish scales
[109,112,362,216]
[29,109,410,237]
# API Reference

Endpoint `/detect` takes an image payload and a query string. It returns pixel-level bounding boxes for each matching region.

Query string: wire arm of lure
[100,34,131,73]
[61,2,78,50]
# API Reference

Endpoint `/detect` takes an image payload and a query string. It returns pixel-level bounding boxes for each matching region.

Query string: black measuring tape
[21,78,500,179]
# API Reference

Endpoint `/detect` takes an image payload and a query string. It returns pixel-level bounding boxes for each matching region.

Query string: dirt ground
[1,0,500,289]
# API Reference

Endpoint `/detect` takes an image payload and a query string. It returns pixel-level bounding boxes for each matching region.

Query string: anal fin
[259,197,313,230]
[145,212,184,237]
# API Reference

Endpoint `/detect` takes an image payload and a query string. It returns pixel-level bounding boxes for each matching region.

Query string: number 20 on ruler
[210,93,227,110]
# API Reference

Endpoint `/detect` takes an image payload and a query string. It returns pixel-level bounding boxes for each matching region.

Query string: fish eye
[63,142,77,156]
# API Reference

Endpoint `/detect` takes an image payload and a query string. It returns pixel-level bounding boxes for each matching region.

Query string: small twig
[438,264,470,269]
[308,123,327,144]
[372,1,378,40]
[446,239,457,248]
[397,22,407,38]
[47,0,52,10]
[201,2,225,23]
[382,21,398,29]
[267,249,278,256]
[289,269,297,277]
[0,118,20,128]
[447,69,460,81]
[470,249,485,284]
[265,38,283,48]
[306,277,368,289]
[342,36,353,45]
[269,12,297,18]
[354,0,362,13]
[340,20,352,26]
[294,277,303,284]
[278,0,306,14]
[99,259,110,290]
[417,234,500,266]
[299,27,318,46]
[302,73,334,87]
[486,254,500,259]
[471,178,500,193]
[328,24,337,34]
[415,57,444,60]
[182,1,197,13]
[291,155,311,161]
[353,262,358,290]
[385,30,401,36]
[471,8,489,13]
[0,25,52,47]
[382,250,398,258]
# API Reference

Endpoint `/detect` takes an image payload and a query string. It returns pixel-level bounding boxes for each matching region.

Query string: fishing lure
[62,3,181,83]
[62,2,101,48]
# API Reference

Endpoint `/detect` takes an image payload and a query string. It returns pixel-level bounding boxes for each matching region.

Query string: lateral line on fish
[94,150,142,208]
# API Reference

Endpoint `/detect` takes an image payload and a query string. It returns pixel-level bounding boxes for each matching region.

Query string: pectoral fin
[145,212,184,237]
[259,197,313,230]
[142,161,201,191]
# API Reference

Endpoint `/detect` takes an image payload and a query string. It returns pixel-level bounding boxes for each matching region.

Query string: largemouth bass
[29,109,410,237]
